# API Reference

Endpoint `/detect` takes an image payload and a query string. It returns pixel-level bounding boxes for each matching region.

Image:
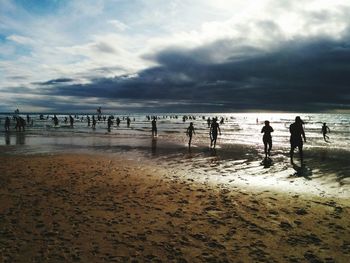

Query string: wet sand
[0,153,350,262]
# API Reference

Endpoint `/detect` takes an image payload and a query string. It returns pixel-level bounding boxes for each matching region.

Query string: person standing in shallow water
[151,117,157,137]
[261,121,274,158]
[322,123,330,142]
[290,116,306,163]
[210,118,221,148]
[186,122,195,147]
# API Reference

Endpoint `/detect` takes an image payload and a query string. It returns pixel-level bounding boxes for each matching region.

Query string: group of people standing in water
[182,115,331,164]
[3,110,332,164]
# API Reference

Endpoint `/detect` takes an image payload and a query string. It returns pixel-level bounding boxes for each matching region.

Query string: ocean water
[1,112,349,198]
[0,112,349,149]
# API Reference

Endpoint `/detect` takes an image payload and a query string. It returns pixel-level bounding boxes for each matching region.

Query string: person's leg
[290,145,295,163]
[268,141,272,156]
[298,144,303,163]
[264,142,268,157]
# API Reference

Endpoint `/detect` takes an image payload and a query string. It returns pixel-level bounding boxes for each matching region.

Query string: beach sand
[0,153,349,262]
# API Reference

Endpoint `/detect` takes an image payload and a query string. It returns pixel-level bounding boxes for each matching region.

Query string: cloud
[35,78,74,86]
[108,19,128,31]
[1,0,350,112]
[6,34,36,45]
[35,35,350,112]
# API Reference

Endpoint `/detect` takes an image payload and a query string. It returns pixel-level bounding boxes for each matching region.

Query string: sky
[0,0,350,113]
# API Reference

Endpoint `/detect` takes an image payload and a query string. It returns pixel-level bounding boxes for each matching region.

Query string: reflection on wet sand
[5,132,10,145]
[16,132,26,145]
[151,137,157,155]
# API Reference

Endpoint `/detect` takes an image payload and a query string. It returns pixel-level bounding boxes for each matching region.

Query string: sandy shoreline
[0,153,349,262]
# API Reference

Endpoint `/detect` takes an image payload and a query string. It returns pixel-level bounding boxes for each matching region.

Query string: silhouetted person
[261,120,274,158]
[92,115,96,129]
[210,118,221,148]
[322,123,330,142]
[207,117,211,128]
[151,117,157,137]
[53,115,59,126]
[87,115,91,126]
[69,115,74,127]
[64,117,68,124]
[116,117,120,127]
[26,114,30,124]
[16,117,26,132]
[220,117,224,125]
[290,116,306,163]
[4,117,10,132]
[126,117,131,127]
[186,122,195,147]
[107,116,113,131]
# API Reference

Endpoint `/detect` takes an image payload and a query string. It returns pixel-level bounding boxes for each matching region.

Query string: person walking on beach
[290,116,306,163]
[4,117,10,132]
[151,117,157,137]
[210,118,221,148]
[87,115,91,127]
[261,121,274,158]
[322,123,330,142]
[186,122,195,147]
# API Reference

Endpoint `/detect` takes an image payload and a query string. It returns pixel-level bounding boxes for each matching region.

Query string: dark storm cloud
[35,78,74,85]
[41,36,350,112]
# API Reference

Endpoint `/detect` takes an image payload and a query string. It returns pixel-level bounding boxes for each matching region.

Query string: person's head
[264,120,270,126]
[295,116,303,124]
[190,122,193,126]
[323,122,326,126]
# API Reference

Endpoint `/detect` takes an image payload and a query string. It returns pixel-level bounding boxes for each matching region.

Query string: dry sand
[0,153,349,262]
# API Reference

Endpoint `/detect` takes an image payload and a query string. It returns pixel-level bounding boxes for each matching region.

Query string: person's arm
[261,127,264,133]
[271,127,274,132]
[302,127,306,142]
[327,126,330,133]
[218,125,221,135]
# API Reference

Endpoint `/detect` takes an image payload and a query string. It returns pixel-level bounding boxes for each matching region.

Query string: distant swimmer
[186,122,195,147]
[4,117,10,132]
[151,117,157,137]
[261,121,274,158]
[210,118,221,148]
[53,115,59,126]
[322,123,330,142]
[290,116,306,163]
